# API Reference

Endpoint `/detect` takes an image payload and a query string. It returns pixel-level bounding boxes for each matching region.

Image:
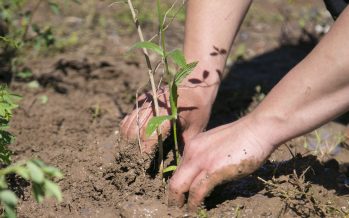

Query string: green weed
[0,0,80,77]
[0,85,63,218]
[303,128,346,161]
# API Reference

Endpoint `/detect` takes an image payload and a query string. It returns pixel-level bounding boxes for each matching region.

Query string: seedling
[0,0,81,77]
[303,129,345,161]
[91,104,101,119]
[0,85,63,218]
[38,95,48,104]
[127,0,197,176]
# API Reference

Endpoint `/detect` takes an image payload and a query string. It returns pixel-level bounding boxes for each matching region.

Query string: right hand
[120,86,214,154]
[168,116,275,211]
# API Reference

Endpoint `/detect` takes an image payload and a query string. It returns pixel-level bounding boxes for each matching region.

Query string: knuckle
[183,139,200,157]
[169,180,181,194]
[184,139,196,152]
[169,175,188,194]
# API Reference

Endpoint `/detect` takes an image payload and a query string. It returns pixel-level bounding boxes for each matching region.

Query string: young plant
[0,85,63,218]
[0,159,63,218]
[303,128,346,161]
[0,86,21,164]
[127,0,197,175]
[0,0,80,77]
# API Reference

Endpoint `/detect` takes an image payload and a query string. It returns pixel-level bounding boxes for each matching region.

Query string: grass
[303,128,346,161]
[258,168,348,217]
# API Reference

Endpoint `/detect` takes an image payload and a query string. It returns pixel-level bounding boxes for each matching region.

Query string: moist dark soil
[3,0,349,217]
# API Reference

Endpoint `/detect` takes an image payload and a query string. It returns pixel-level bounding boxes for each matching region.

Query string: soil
[3,0,349,217]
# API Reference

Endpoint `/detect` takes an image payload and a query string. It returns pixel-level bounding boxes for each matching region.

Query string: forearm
[250,7,349,147]
[182,0,252,103]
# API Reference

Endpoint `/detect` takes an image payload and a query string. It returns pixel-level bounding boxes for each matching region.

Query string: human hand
[168,117,275,211]
[120,86,213,154]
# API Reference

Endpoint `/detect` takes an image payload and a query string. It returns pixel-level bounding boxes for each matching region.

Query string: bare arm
[182,0,252,103]
[252,6,349,147]
[169,4,349,212]
[120,0,252,152]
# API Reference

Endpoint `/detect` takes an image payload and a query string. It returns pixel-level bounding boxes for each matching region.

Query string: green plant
[0,86,21,165]
[0,85,63,218]
[127,0,197,176]
[303,128,346,161]
[0,159,63,218]
[0,0,80,77]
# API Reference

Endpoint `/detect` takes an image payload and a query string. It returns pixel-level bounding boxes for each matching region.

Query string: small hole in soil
[121,166,128,172]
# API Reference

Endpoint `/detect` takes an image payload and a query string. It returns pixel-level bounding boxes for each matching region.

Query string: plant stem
[127,0,165,177]
[159,16,180,166]
[172,121,180,165]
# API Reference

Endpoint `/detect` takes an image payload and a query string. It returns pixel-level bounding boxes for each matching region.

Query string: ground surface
[4,0,349,217]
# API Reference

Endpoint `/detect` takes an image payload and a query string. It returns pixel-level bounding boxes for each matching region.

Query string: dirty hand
[168,116,275,211]
[120,85,214,154]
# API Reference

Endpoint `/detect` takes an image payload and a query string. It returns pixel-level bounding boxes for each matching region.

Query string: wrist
[240,115,278,155]
[247,107,298,150]
[180,58,225,105]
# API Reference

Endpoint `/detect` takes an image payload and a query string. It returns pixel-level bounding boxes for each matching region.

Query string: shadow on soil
[207,31,349,129]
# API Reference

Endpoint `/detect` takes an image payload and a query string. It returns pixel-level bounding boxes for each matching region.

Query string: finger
[120,114,129,129]
[120,114,131,139]
[168,159,201,208]
[125,101,153,140]
[121,92,153,139]
[187,163,249,212]
[187,170,219,212]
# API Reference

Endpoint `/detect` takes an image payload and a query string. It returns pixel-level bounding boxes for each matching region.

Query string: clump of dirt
[98,134,185,217]
[104,139,163,201]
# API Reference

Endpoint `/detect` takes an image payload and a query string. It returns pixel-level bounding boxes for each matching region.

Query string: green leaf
[146,115,173,137]
[44,180,62,202]
[157,0,164,28]
[27,161,44,183]
[163,165,177,173]
[167,49,186,67]
[4,204,16,218]
[0,36,21,48]
[0,130,13,164]
[30,159,44,167]
[175,61,199,85]
[0,190,18,206]
[27,80,40,89]
[0,85,21,122]
[38,95,48,104]
[48,2,60,15]
[17,70,33,79]
[15,166,30,180]
[0,176,8,189]
[42,166,63,178]
[130,41,164,56]
[32,183,44,203]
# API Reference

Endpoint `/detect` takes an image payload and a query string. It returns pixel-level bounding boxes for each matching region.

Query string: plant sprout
[127,0,197,176]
